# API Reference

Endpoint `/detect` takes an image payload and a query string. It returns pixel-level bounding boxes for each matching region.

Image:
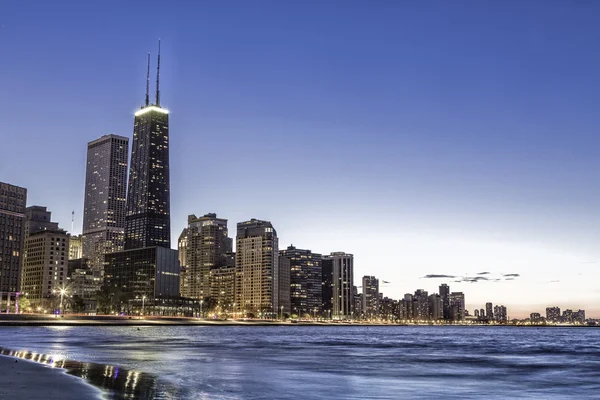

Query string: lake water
[0,326,599,399]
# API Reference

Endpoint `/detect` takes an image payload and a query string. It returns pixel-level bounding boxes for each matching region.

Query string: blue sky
[1,1,600,316]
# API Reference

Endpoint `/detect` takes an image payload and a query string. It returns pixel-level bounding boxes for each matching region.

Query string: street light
[58,288,67,315]
[280,305,284,320]
[199,299,204,319]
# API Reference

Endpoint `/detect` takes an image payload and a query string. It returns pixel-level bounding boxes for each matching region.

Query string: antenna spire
[145,53,150,107]
[155,39,161,106]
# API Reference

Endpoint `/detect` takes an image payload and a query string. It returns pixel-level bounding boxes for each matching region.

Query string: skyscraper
[280,245,322,317]
[330,252,354,319]
[104,44,180,308]
[439,283,450,320]
[362,275,379,319]
[82,134,129,270]
[321,256,333,318]
[182,213,233,301]
[546,306,560,322]
[0,182,27,300]
[413,289,429,320]
[234,219,279,317]
[449,292,465,321]
[125,44,171,250]
[485,302,494,320]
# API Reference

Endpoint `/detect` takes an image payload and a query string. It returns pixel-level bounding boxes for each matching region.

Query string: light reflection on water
[1,326,600,399]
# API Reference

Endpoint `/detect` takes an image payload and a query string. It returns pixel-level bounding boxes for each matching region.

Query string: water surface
[0,326,598,399]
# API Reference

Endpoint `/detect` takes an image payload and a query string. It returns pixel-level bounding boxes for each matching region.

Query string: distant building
[276,254,291,316]
[479,308,485,319]
[67,258,101,311]
[177,228,189,297]
[362,276,379,319]
[439,284,450,319]
[429,294,443,320]
[82,135,129,274]
[530,312,542,322]
[280,245,322,317]
[0,182,27,303]
[402,293,414,320]
[573,309,586,324]
[562,309,573,324]
[380,297,397,321]
[21,209,70,309]
[353,286,362,319]
[413,289,429,320]
[485,302,494,320]
[181,214,233,301]
[330,252,354,319]
[209,264,236,316]
[546,307,561,322]
[68,234,83,261]
[494,305,507,322]
[234,219,279,317]
[321,256,333,318]
[449,292,465,321]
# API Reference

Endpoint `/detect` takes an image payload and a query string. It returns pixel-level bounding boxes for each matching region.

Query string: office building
[573,309,586,324]
[280,245,322,317]
[362,275,379,319]
[178,228,189,296]
[82,134,129,271]
[24,206,59,236]
[330,252,353,319]
[234,219,279,317]
[124,48,171,250]
[104,246,180,299]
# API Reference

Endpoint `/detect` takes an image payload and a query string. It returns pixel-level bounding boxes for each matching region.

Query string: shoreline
[0,347,163,399]
[0,314,596,327]
[0,351,104,400]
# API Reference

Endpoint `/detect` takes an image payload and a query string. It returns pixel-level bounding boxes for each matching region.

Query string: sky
[1,1,599,318]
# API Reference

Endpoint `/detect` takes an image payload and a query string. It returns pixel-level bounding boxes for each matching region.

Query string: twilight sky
[1,1,599,317]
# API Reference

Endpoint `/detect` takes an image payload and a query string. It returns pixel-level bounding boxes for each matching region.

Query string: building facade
[0,182,27,302]
[280,245,322,317]
[234,219,279,317]
[21,227,69,308]
[331,252,353,319]
[546,306,560,322]
[439,283,450,320]
[362,275,379,319]
[69,234,83,261]
[181,214,232,301]
[104,246,180,299]
[82,134,129,270]
[494,305,507,322]
[449,292,465,321]
[124,105,171,250]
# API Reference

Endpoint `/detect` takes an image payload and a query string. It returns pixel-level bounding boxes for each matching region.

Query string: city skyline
[2,2,600,317]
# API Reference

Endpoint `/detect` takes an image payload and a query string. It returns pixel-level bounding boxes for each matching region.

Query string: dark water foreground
[0,326,599,399]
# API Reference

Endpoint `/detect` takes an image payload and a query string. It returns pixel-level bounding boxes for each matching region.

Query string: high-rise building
[362,275,379,319]
[474,309,480,318]
[449,292,465,321]
[530,312,542,322]
[573,309,586,324]
[124,53,171,250]
[181,214,232,301]
[104,46,180,309]
[413,289,429,320]
[82,134,129,271]
[234,219,279,317]
[439,284,450,319]
[546,306,561,322]
[280,245,322,317]
[321,256,333,318]
[493,305,507,322]
[177,228,189,296]
[428,293,443,320]
[485,302,494,320]
[330,252,354,319]
[68,234,83,261]
[402,293,414,320]
[21,207,69,309]
[0,182,27,305]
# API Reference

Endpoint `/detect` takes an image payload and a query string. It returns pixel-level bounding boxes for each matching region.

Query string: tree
[71,295,86,313]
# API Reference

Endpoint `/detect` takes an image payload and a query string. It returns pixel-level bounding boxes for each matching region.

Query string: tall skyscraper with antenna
[106,42,180,304]
[125,40,171,250]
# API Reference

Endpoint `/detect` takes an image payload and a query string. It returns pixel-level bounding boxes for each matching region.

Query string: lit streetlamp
[141,295,147,317]
[199,299,204,319]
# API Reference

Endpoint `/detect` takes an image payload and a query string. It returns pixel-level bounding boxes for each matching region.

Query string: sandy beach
[0,355,103,400]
